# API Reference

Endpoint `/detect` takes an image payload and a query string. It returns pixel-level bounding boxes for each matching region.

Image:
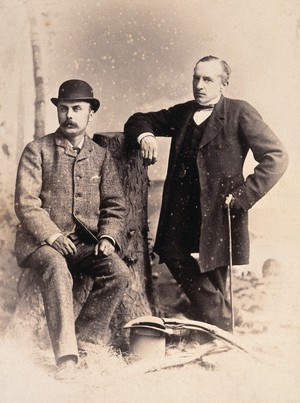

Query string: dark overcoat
[15,130,126,267]
[124,96,288,272]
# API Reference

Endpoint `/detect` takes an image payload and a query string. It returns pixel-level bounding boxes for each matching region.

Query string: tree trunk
[7,132,156,351]
[27,0,45,139]
[94,132,159,348]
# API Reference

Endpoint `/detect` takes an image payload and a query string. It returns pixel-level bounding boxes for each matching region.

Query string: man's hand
[95,238,115,257]
[224,194,234,208]
[140,135,158,165]
[224,194,242,211]
[52,235,77,256]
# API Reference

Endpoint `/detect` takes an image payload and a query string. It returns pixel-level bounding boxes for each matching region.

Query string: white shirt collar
[197,94,221,107]
[67,137,85,150]
[193,95,221,125]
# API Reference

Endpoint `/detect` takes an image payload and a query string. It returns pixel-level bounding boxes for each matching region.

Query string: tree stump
[7,132,156,351]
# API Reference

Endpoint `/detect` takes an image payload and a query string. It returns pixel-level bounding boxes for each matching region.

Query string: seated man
[14,79,130,380]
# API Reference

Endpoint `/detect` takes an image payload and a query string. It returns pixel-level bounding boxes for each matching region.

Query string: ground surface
[1,180,299,403]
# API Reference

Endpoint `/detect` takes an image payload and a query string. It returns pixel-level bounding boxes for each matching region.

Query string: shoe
[54,357,77,381]
[234,312,264,333]
[234,312,245,327]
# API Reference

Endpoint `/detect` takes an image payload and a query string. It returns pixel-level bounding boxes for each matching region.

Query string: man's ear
[88,110,94,123]
[220,82,228,92]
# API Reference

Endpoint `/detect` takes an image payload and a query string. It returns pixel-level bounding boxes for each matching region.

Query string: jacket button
[75,192,82,197]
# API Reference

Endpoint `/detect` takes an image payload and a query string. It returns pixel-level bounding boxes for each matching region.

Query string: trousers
[27,243,130,363]
[164,255,237,331]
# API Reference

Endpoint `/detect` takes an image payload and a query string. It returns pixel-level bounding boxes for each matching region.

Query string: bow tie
[195,103,215,111]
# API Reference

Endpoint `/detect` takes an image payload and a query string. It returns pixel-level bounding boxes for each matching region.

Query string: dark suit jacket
[124,96,288,272]
[15,130,126,267]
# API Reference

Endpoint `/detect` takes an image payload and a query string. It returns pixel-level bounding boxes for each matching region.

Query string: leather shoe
[234,311,246,327]
[54,356,77,381]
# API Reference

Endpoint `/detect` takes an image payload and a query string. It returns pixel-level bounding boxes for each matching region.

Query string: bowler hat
[51,79,100,112]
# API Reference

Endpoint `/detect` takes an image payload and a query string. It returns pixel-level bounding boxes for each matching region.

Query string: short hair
[195,55,231,85]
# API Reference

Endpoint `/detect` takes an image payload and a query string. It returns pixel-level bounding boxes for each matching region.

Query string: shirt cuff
[99,235,116,246]
[137,132,155,144]
[45,233,62,246]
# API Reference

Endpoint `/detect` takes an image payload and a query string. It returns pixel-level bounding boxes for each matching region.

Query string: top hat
[51,79,100,112]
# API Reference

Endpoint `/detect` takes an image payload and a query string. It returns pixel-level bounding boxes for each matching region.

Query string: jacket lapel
[77,136,94,161]
[54,130,93,159]
[199,96,225,148]
[54,130,75,156]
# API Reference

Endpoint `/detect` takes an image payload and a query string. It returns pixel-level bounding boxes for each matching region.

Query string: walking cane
[226,195,235,334]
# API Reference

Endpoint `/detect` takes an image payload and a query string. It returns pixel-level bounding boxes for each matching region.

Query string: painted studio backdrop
[0,0,300,401]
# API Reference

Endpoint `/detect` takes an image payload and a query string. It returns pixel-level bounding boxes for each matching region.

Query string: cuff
[137,132,155,144]
[99,235,116,246]
[45,233,62,246]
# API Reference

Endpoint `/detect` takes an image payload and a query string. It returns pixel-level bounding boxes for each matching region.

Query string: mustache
[61,119,78,128]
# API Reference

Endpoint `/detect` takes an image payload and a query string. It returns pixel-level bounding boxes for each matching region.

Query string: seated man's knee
[113,255,131,288]
[103,253,131,290]
[28,246,72,284]
[42,263,73,287]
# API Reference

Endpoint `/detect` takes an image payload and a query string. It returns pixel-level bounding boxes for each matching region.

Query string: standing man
[124,55,288,332]
[15,80,130,380]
